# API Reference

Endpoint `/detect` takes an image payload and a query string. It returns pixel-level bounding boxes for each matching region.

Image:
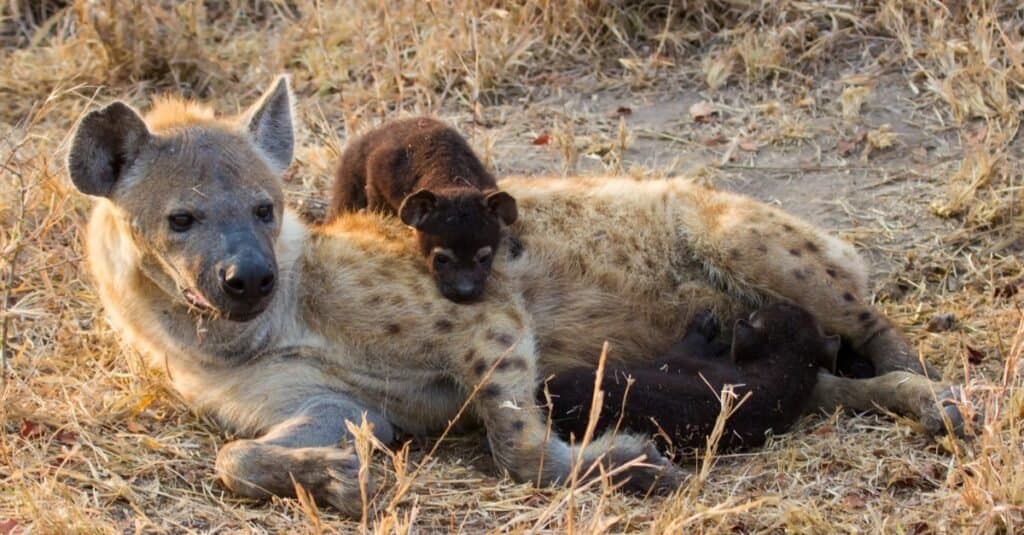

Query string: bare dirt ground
[1,2,1022,533]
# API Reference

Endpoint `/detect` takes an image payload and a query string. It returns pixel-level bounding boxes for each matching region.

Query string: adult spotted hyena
[67,77,963,515]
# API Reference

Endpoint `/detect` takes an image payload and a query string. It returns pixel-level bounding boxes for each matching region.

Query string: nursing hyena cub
[330,117,518,302]
[546,303,841,452]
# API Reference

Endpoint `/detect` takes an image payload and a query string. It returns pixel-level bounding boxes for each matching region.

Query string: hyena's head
[68,77,294,322]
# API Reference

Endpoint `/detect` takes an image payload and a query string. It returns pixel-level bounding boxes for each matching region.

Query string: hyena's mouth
[183,288,216,312]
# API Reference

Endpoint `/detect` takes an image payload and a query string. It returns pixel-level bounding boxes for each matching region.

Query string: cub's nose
[219,256,276,302]
[449,279,482,302]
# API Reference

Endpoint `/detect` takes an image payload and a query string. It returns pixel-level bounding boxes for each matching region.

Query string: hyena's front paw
[575,433,687,494]
[919,385,971,438]
[216,441,368,516]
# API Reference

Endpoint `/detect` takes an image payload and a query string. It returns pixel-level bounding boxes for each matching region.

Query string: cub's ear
[244,75,294,174]
[820,334,841,373]
[399,189,438,228]
[484,191,518,225]
[67,101,151,198]
[730,319,763,364]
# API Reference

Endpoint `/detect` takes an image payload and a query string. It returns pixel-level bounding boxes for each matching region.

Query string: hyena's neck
[85,202,308,371]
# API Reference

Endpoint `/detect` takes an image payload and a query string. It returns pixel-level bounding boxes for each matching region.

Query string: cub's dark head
[398,187,518,303]
[731,302,840,372]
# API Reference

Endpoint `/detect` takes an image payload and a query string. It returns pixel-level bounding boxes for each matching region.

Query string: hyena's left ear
[484,191,518,225]
[244,75,294,174]
[67,101,151,198]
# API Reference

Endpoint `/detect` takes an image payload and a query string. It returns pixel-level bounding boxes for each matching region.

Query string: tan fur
[74,82,960,515]
[144,97,219,132]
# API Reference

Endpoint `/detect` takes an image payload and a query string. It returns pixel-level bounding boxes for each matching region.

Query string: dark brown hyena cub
[545,302,841,452]
[330,117,518,303]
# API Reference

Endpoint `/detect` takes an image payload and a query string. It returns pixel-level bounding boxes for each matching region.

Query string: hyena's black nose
[220,258,276,302]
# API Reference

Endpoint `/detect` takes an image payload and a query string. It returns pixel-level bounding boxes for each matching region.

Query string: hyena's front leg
[459,329,685,493]
[215,392,394,516]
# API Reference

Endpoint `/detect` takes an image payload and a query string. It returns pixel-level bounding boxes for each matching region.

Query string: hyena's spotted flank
[67,77,965,515]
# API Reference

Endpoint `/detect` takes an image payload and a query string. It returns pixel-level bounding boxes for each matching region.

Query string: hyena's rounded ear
[730,318,763,363]
[399,189,437,229]
[67,101,151,198]
[484,191,518,225]
[244,75,294,174]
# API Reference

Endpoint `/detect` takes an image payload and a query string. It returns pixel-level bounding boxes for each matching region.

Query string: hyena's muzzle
[178,221,279,323]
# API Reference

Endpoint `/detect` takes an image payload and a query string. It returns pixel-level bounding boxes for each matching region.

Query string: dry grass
[2,0,1023,532]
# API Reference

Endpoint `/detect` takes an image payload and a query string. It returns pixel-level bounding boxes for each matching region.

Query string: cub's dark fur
[330,117,517,303]
[545,303,840,452]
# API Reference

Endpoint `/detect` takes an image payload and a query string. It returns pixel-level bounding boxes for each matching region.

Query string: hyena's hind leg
[809,371,964,437]
[699,203,935,377]
[215,390,394,516]
[694,201,963,434]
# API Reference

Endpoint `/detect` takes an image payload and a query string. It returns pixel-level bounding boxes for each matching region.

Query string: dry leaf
[56,430,78,445]
[689,101,717,124]
[965,346,985,364]
[702,134,727,146]
[609,106,632,118]
[925,313,956,332]
[842,494,866,509]
[837,138,859,156]
[531,133,550,146]
[813,424,834,436]
[19,420,43,439]
[126,419,147,434]
[739,137,759,152]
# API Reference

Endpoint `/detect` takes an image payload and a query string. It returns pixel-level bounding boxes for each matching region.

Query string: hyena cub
[330,117,518,303]
[546,302,841,452]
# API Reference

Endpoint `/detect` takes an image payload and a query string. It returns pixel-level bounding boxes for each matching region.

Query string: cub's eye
[433,254,452,268]
[168,212,195,232]
[476,249,493,265]
[254,203,274,223]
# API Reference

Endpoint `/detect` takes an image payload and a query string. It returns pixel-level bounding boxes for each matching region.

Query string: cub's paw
[577,433,687,494]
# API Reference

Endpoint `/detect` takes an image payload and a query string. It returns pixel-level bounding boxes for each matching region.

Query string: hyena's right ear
[398,189,438,229]
[244,75,294,174]
[67,102,151,198]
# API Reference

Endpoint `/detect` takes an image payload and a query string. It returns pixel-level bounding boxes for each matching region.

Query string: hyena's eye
[168,212,195,233]
[254,203,274,223]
